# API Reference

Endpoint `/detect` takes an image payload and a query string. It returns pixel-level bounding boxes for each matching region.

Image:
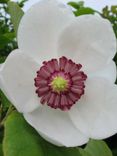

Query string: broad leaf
[85,139,113,156]
[3,111,81,156]
[3,111,43,156]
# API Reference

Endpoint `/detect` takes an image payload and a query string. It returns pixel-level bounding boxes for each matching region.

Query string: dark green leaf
[18,0,28,8]
[85,139,113,156]
[0,90,11,110]
[0,56,6,63]
[3,111,82,156]
[79,148,91,156]
[8,2,24,36]
[0,0,9,4]
[43,144,81,156]
[0,35,11,49]
[0,144,3,156]
[112,149,117,156]
[3,33,15,41]
[0,33,15,49]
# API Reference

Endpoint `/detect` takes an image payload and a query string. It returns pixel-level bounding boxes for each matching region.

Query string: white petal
[37,130,63,146]
[89,61,117,83]
[0,50,40,113]
[58,15,116,74]
[69,77,117,139]
[24,105,89,147]
[18,0,74,63]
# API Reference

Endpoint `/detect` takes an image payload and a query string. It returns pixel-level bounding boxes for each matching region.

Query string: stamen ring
[34,56,87,111]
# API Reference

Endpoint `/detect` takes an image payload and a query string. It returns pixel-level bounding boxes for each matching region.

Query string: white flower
[0,0,117,147]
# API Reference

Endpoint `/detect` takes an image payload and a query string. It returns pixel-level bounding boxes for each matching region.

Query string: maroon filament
[34,56,87,111]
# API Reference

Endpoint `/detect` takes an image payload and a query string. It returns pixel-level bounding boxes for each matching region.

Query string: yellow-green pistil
[51,76,68,93]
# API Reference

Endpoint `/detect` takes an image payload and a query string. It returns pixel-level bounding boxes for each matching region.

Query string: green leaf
[0,144,3,156]
[74,7,95,16]
[3,32,15,41]
[112,149,117,156]
[0,33,15,49]
[79,148,91,156]
[85,139,113,156]
[8,2,24,36]
[68,1,84,9]
[0,90,11,110]
[3,111,43,156]
[44,144,81,156]
[0,35,11,49]
[77,1,84,8]
[18,0,28,8]
[0,56,6,63]
[0,0,9,3]
[3,111,82,156]
[111,6,117,14]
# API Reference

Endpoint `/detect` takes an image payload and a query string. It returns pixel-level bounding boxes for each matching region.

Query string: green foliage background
[0,1,117,156]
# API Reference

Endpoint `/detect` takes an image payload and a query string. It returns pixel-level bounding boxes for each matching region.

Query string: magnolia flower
[0,0,117,147]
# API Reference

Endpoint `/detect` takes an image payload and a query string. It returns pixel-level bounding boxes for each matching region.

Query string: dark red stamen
[34,56,87,111]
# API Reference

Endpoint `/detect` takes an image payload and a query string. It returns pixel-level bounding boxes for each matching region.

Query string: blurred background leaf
[8,1,24,35]
[0,143,3,156]
[68,1,96,16]
[0,0,27,59]
[101,5,117,66]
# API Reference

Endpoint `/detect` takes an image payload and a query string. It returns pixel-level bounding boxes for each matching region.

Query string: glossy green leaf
[8,2,24,36]
[85,139,113,156]
[3,111,82,156]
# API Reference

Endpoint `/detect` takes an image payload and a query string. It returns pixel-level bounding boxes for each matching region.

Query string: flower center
[51,76,68,93]
[34,56,87,111]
